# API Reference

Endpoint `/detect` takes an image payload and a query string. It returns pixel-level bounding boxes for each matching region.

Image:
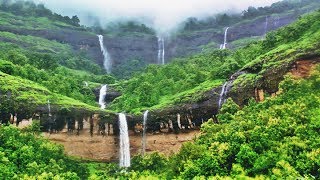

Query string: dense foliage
[0,1,320,179]
[98,64,320,179]
[0,125,88,179]
[170,66,320,178]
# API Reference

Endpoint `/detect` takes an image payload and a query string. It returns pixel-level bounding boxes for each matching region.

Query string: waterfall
[220,27,229,49]
[119,113,130,168]
[97,35,111,73]
[47,100,51,115]
[157,37,165,64]
[177,113,181,129]
[99,85,107,109]
[142,110,149,156]
[218,81,232,109]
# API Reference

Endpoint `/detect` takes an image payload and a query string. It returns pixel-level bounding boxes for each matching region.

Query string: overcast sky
[35,0,280,34]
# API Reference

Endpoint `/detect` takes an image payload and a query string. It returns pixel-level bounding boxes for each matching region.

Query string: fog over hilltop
[35,0,280,34]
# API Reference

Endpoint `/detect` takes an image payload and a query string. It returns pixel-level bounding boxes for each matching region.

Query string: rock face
[104,13,301,66]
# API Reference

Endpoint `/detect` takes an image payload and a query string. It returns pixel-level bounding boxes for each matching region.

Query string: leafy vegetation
[0,1,320,179]
[0,125,88,179]
[96,63,320,179]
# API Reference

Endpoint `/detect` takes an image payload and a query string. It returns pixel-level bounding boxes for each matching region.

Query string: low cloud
[35,0,280,34]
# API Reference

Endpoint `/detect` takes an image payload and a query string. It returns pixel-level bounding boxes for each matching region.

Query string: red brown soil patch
[290,59,319,78]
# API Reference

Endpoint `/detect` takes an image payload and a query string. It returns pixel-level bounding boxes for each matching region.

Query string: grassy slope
[0,71,104,112]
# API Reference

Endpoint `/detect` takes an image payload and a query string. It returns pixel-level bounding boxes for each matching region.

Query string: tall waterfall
[220,27,230,49]
[157,37,165,64]
[142,110,149,156]
[119,113,130,167]
[97,35,111,73]
[99,85,107,109]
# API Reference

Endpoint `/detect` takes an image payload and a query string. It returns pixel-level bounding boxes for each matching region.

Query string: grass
[0,11,84,31]
[0,31,72,54]
[0,71,109,113]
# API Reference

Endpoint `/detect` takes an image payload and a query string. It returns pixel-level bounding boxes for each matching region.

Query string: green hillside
[0,1,118,114]
[0,0,320,179]
[94,63,320,179]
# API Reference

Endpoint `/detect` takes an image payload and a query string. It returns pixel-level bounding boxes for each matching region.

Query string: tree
[71,15,80,26]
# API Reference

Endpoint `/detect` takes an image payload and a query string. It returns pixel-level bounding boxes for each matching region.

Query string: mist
[35,0,280,34]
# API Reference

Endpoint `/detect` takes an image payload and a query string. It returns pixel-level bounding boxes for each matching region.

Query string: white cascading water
[157,37,165,64]
[97,35,111,73]
[99,85,107,109]
[177,113,181,129]
[142,110,149,156]
[218,82,228,109]
[119,113,130,168]
[220,27,230,49]
[218,81,232,109]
